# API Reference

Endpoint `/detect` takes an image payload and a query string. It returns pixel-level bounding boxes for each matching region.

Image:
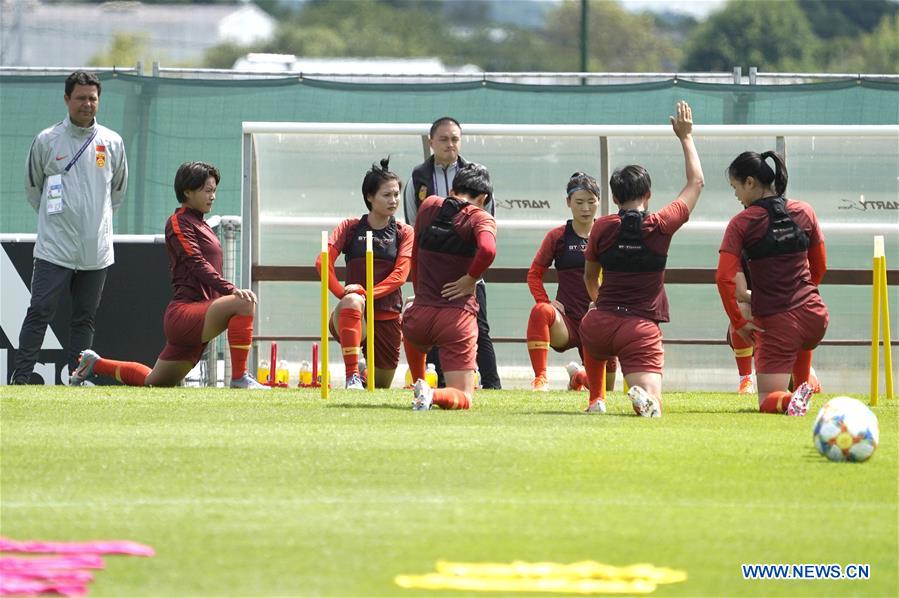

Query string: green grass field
[1,387,896,597]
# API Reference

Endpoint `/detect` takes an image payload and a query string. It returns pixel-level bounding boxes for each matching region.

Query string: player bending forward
[402,163,497,410]
[70,162,267,389]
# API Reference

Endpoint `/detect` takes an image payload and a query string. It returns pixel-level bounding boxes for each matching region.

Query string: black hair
[727,151,788,196]
[566,171,600,200]
[609,165,651,204]
[451,162,492,199]
[429,116,461,138]
[361,157,401,211]
[174,161,220,204]
[65,71,102,97]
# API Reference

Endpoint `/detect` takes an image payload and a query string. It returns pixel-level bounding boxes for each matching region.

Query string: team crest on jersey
[95,145,106,168]
[418,185,428,202]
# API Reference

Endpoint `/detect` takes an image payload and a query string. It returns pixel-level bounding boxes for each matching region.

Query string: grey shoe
[584,398,607,414]
[412,378,433,411]
[230,373,270,390]
[628,384,661,418]
[70,350,100,386]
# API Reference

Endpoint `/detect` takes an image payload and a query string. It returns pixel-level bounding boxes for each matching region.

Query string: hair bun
[378,157,390,171]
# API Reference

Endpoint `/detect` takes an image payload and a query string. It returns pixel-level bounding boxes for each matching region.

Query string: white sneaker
[230,373,270,389]
[70,350,100,386]
[584,398,606,414]
[786,382,813,417]
[628,385,661,418]
[346,373,365,390]
[412,378,433,411]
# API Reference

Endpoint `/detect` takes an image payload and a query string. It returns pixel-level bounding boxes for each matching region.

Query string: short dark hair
[65,71,102,97]
[451,162,492,199]
[609,165,651,204]
[174,161,220,203]
[566,171,600,200]
[727,151,788,196]
[429,116,461,138]
[361,157,401,211]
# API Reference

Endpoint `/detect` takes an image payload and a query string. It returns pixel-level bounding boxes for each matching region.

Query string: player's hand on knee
[234,288,257,303]
[736,320,762,344]
[550,300,566,315]
[343,284,365,297]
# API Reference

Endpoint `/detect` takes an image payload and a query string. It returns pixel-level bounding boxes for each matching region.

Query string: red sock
[791,350,813,388]
[338,308,362,377]
[403,339,427,382]
[583,353,607,402]
[433,388,471,410]
[731,326,754,377]
[94,358,151,386]
[760,391,791,414]
[526,303,555,378]
[227,314,254,380]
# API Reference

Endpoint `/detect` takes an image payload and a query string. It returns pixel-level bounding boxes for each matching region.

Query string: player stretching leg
[579,101,704,416]
[402,163,497,411]
[70,162,267,389]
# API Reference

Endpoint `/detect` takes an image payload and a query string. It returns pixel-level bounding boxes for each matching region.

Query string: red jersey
[321,215,413,320]
[412,196,497,315]
[719,198,823,316]
[165,206,236,303]
[585,199,690,322]
[528,220,591,322]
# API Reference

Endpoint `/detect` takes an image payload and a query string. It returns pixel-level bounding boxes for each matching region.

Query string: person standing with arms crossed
[579,101,704,416]
[10,71,128,385]
[403,163,497,410]
[404,117,501,390]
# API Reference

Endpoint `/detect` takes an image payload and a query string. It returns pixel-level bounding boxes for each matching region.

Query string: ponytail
[727,151,788,196]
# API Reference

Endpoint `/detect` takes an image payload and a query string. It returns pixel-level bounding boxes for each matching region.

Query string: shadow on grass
[325,402,410,411]
[529,410,636,418]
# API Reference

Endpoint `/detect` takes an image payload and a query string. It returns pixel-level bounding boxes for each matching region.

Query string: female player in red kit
[70,161,267,388]
[716,150,827,415]
[316,158,414,389]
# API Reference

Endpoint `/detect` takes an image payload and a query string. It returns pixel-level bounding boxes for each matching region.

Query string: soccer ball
[812,397,879,463]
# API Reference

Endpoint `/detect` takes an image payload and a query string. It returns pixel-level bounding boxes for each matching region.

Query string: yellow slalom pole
[365,231,375,392]
[870,237,883,406]
[878,253,893,400]
[320,231,329,399]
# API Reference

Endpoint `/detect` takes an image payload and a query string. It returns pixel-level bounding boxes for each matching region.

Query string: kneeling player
[403,163,497,410]
[579,101,703,416]
[316,158,413,389]
[70,162,267,388]
[525,171,617,394]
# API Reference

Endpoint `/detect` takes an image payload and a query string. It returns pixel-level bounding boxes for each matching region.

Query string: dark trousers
[429,282,502,389]
[10,259,107,383]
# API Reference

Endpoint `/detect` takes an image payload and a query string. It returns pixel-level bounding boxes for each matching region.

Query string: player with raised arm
[315,158,413,389]
[70,162,267,389]
[525,172,617,394]
[402,163,497,410]
[716,150,828,415]
[579,101,704,416]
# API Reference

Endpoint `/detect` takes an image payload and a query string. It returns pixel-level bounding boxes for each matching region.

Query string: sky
[614,0,728,18]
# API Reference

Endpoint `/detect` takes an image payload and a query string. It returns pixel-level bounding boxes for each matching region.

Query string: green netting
[1,74,896,234]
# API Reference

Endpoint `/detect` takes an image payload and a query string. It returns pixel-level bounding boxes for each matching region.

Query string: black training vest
[743,196,809,260]
[417,197,476,257]
[598,210,667,272]
[342,215,399,262]
[554,220,588,271]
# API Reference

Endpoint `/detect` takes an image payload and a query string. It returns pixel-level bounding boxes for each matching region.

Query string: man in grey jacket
[10,71,128,384]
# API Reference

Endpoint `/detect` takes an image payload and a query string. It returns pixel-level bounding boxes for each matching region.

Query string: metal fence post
[220,216,241,382]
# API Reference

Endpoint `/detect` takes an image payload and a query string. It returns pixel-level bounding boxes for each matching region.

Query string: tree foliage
[683,0,819,71]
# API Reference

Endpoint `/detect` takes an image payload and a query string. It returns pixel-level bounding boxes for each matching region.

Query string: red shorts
[754,295,829,374]
[553,312,582,353]
[329,315,403,370]
[579,309,663,375]
[158,300,212,363]
[402,305,478,372]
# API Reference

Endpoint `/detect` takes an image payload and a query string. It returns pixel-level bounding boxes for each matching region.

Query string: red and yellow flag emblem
[95,144,106,168]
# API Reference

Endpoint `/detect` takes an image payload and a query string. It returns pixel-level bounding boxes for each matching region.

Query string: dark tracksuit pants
[10,258,107,384]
